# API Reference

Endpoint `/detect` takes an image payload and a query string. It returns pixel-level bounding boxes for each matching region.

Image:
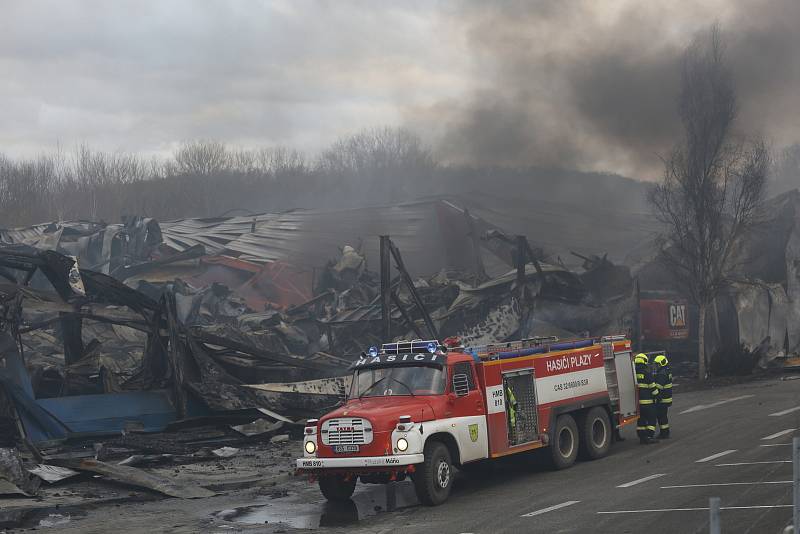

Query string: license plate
[333,445,359,453]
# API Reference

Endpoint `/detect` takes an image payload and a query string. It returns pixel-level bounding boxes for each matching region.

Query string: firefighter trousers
[656,403,670,437]
[637,404,656,440]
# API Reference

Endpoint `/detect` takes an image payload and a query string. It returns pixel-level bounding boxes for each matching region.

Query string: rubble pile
[0,201,641,522]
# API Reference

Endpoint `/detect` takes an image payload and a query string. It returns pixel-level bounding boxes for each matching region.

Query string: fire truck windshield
[351,364,446,398]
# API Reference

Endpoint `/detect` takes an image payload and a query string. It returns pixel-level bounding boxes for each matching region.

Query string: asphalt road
[320,375,800,534]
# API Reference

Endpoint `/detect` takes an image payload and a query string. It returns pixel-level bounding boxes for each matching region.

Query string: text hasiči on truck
[296,336,639,505]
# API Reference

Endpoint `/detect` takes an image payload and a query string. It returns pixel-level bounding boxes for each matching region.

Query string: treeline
[1,127,795,229]
[0,127,436,226]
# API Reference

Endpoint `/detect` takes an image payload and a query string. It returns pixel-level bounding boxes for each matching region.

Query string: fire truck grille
[321,418,373,445]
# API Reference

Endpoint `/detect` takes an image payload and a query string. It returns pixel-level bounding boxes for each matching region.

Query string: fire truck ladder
[601,340,621,420]
[600,335,637,423]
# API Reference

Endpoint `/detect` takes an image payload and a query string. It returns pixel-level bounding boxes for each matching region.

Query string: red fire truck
[297,336,638,506]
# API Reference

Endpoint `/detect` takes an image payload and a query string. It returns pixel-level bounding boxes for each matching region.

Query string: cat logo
[469,424,479,442]
[669,304,687,328]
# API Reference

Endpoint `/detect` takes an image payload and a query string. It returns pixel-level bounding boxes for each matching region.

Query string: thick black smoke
[418,0,800,179]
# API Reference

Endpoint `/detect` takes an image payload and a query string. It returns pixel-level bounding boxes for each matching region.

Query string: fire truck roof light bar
[380,340,443,355]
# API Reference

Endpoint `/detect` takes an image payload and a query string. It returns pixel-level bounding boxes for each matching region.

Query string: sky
[1,0,799,180]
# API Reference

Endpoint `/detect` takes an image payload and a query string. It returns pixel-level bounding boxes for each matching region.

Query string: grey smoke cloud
[0,1,798,180]
[418,0,800,178]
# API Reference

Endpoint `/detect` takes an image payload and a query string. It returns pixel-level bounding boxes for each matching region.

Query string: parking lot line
[661,481,791,489]
[760,443,792,447]
[696,450,737,463]
[769,406,800,417]
[521,500,580,517]
[679,395,754,414]
[598,504,792,515]
[617,473,666,488]
[716,461,791,466]
[761,428,797,440]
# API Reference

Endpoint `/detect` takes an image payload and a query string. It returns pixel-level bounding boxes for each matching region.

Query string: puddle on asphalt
[216,481,420,529]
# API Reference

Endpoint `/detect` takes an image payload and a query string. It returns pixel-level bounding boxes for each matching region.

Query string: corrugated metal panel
[160,202,451,276]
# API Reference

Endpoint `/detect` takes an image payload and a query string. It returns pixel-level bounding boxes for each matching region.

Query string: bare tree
[317,127,436,198]
[172,140,230,176]
[648,25,769,379]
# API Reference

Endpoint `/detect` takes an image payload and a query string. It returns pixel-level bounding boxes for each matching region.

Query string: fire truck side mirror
[452,374,470,397]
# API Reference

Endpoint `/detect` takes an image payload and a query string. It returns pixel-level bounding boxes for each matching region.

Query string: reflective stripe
[639,399,655,405]
[646,425,656,431]
[660,398,673,404]
[636,373,645,379]
[663,383,673,388]
[637,426,647,430]
[638,382,658,388]
[660,424,670,429]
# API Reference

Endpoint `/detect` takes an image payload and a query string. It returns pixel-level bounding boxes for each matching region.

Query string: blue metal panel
[36,390,177,435]
[1,377,70,442]
[2,348,34,397]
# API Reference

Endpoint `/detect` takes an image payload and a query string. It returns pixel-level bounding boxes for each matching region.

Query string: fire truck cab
[297,336,638,506]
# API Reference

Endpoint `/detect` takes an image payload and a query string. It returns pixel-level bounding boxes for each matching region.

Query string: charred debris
[0,200,637,507]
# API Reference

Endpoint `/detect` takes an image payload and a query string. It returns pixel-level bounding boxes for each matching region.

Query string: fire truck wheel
[318,475,357,502]
[578,407,611,460]
[412,441,453,506]
[549,414,579,470]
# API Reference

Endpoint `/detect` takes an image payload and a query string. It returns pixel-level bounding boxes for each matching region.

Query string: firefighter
[654,354,673,439]
[506,382,518,442]
[634,353,659,444]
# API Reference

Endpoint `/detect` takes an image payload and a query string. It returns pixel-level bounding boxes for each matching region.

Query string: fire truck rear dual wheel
[412,440,453,506]
[548,414,579,470]
[318,474,357,502]
[578,406,611,460]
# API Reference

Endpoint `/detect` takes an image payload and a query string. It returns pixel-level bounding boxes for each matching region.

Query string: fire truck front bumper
[296,454,424,471]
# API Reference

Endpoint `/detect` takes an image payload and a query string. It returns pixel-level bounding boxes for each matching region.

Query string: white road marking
[769,406,800,417]
[761,428,796,440]
[760,443,792,447]
[679,395,754,414]
[617,473,667,488]
[598,505,792,514]
[661,481,791,489]
[521,500,580,517]
[716,461,791,466]
[695,449,737,463]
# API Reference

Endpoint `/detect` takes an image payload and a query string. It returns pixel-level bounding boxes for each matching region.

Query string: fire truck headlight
[305,440,317,454]
[396,438,409,452]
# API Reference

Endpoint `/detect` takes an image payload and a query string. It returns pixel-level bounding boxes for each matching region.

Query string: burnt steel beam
[390,290,425,340]
[380,236,391,341]
[190,327,344,373]
[110,244,206,279]
[386,238,439,340]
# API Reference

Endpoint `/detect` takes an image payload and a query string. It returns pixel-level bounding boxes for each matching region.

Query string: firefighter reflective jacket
[635,361,659,405]
[655,365,673,404]
[507,385,518,427]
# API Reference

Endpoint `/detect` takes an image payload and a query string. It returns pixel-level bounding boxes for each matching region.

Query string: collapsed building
[1,192,798,509]
[0,200,640,446]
